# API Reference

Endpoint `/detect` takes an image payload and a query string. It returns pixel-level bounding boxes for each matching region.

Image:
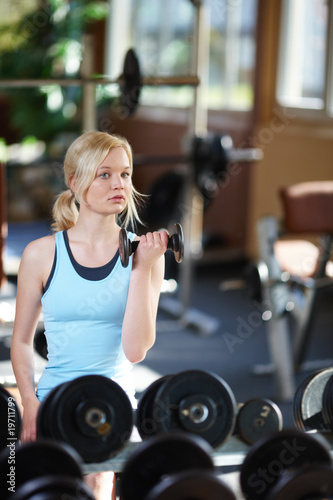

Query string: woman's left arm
[121,231,168,363]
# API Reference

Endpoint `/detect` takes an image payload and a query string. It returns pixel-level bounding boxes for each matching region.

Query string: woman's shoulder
[21,234,56,263]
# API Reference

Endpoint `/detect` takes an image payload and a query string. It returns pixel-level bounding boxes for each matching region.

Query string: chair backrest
[279,181,333,234]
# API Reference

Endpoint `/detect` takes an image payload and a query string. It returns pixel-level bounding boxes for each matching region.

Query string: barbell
[0,48,200,117]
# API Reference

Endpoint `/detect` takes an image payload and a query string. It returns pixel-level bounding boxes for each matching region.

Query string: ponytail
[51,189,79,232]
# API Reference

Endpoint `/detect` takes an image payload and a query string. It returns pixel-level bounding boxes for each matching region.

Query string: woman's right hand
[20,396,41,443]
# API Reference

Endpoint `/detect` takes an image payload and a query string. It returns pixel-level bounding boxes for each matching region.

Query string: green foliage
[0,0,108,143]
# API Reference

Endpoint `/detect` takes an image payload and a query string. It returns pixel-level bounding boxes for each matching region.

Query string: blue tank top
[36,230,137,405]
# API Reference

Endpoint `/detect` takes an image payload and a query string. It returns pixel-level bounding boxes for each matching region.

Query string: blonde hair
[52,131,144,232]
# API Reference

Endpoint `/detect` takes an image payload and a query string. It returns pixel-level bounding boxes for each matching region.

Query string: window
[277,0,333,116]
[106,0,258,111]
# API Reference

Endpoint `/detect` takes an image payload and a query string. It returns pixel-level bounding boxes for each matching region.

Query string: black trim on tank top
[63,230,119,280]
[43,247,57,294]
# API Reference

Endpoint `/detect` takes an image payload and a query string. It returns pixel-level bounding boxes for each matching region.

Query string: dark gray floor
[2,221,333,431]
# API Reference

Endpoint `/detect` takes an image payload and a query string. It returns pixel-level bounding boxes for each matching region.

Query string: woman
[11,131,169,499]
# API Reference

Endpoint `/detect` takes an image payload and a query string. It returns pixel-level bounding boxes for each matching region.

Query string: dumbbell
[234,398,283,445]
[119,223,184,267]
[34,327,48,360]
[136,369,237,449]
[293,367,333,431]
[37,374,134,463]
[240,428,333,500]
[0,439,94,500]
[120,433,237,500]
[0,385,22,451]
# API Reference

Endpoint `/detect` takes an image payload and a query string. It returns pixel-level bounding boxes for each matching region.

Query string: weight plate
[119,228,130,267]
[237,398,283,445]
[266,464,333,500]
[13,475,95,500]
[322,374,333,431]
[136,375,172,439]
[120,432,214,500]
[293,368,333,431]
[145,470,237,500]
[0,385,22,451]
[37,382,66,440]
[240,429,332,500]
[153,369,236,448]
[47,375,133,462]
[34,328,48,360]
[0,440,83,500]
[172,223,184,263]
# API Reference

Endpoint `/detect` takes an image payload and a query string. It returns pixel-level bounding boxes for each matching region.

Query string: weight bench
[256,181,333,399]
[277,181,333,367]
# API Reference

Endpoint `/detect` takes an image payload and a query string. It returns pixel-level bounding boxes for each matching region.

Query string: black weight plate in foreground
[13,475,95,500]
[120,432,214,500]
[47,375,133,462]
[145,470,237,500]
[240,429,332,500]
[322,374,333,431]
[0,440,83,500]
[266,464,333,500]
[293,368,333,431]
[153,369,237,448]
[136,375,172,439]
[37,382,66,440]
[237,398,283,445]
[0,385,22,450]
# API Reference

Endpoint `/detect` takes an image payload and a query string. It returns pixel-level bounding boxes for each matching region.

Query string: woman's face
[84,147,133,216]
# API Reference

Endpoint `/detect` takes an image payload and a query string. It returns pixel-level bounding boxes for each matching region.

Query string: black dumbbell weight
[136,375,173,439]
[136,369,237,449]
[119,223,184,268]
[120,433,236,500]
[37,374,134,463]
[240,428,332,500]
[235,398,283,445]
[0,385,22,451]
[34,327,48,360]
[0,440,94,500]
[265,463,333,500]
[293,367,333,431]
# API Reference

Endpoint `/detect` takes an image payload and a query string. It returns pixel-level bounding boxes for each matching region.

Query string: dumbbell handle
[119,223,184,267]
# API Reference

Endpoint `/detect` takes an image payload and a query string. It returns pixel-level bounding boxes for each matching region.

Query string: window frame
[276,0,333,122]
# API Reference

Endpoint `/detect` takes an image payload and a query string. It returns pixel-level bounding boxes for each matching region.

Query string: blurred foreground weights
[120,433,236,500]
[0,440,94,500]
[239,429,333,500]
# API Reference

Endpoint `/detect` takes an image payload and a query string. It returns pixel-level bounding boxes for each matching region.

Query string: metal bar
[81,34,97,132]
[0,75,200,88]
[133,148,263,167]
